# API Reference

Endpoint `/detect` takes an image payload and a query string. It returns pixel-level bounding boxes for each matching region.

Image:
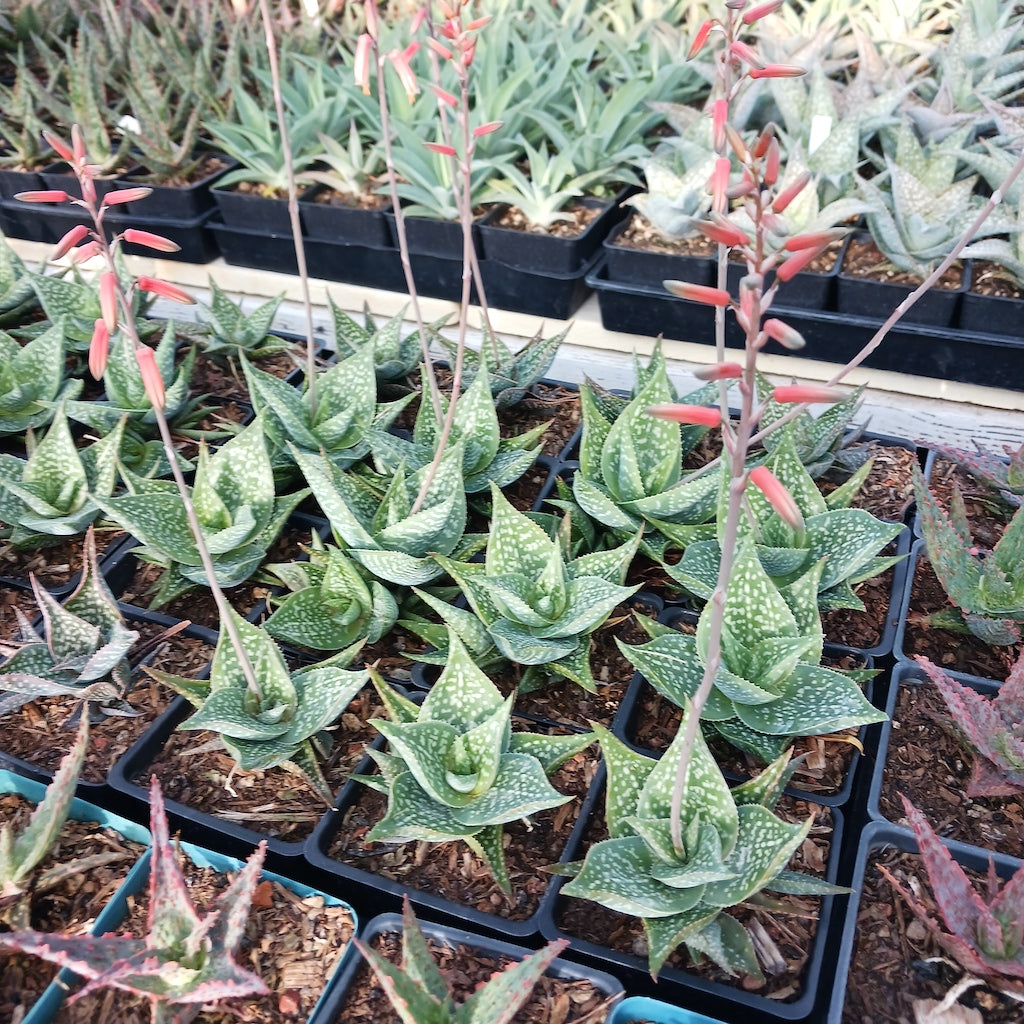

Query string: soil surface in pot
[0,528,126,590]
[132,682,385,843]
[901,556,1022,680]
[612,213,717,258]
[924,456,1016,549]
[0,622,214,783]
[307,186,388,211]
[820,557,898,652]
[325,743,599,922]
[490,201,602,238]
[970,259,1024,300]
[842,847,1020,1023]
[53,858,356,1024]
[0,795,146,1023]
[129,153,229,189]
[879,679,1024,859]
[0,586,46,640]
[189,348,309,406]
[819,441,918,523]
[557,797,833,1002]
[338,930,616,1023]
[841,237,963,289]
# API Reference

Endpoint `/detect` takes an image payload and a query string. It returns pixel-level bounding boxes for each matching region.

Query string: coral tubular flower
[752,123,776,158]
[72,241,104,263]
[427,37,453,60]
[772,384,847,404]
[771,172,811,214]
[388,46,420,102]
[425,141,458,156]
[137,276,195,305]
[71,125,87,164]
[710,157,731,213]
[749,465,804,532]
[776,246,827,282]
[742,0,784,23]
[712,99,728,152]
[13,190,69,204]
[749,63,806,79]
[52,224,90,260]
[763,318,806,350]
[474,120,502,137]
[136,346,165,411]
[364,0,379,39]
[102,187,154,206]
[730,40,765,70]
[764,138,781,185]
[123,229,181,253]
[354,34,373,94]
[687,19,716,60]
[466,15,491,30]
[99,272,119,332]
[663,280,732,307]
[784,228,847,252]
[42,130,73,163]
[695,219,749,248]
[88,319,109,380]
[694,362,743,381]
[429,83,458,107]
[647,404,722,427]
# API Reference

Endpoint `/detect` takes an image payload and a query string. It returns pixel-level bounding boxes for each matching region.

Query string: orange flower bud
[136,346,165,411]
[429,83,459,106]
[742,0,784,23]
[88,319,109,380]
[473,120,502,137]
[426,37,454,60]
[752,122,776,158]
[72,241,104,263]
[42,130,74,163]
[465,15,491,29]
[102,186,154,206]
[424,141,457,156]
[99,271,119,332]
[663,280,733,307]
[772,384,847,404]
[763,317,806,350]
[364,0,379,39]
[14,190,69,203]
[725,123,749,163]
[388,46,419,102]
[354,34,373,94]
[694,362,743,381]
[52,224,90,260]
[784,228,847,251]
[137,276,195,304]
[694,219,749,248]
[409,5,427,32]
[123,229,181,253]
[71,125,87,164]
[771,171,811,214]
[687,19,716,60]
[712,99,728,153]
[776,245,827,282]
[730,40,765,70]
[749,465,804,532]
[709,156,731,214]
[764,137,781,185]
[749,63,806,79]
[647,404,722,427]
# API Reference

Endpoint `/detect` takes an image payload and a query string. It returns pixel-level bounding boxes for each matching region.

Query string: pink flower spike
[764,138,780,185]
[694,362,743,381]
[424,141,457,157]
[71,125,86,164]
[730,40,765,70]
[742,0,784,24]
[749,63,806,79]
[72,241,103,263]
[426,36,453,60]
[749,465,804,532]
[88,319,109,380]
[771,171,811,214]
[102,186,154,206]
[99,272,119,332]
[709,156,731,214]
[42,130,73,163]
[776,245,826,282]
[123,229,181,253]
[473,120,502,137]
[763,317,806,350]
[137,276,195,305]
[752,123,776,158]
[694,219,749,248]
[52,224,90,260]
[136,346,165,412]
[663,280,732,307]
[712,99,728,152]
[429,83,459,107]
[14,190,69,204]
[647,404,722,428]
[784,227,846,252]
[354,34,373,94]
[772,384,847,404]
[687,19,716,60]
[388,47,419,102]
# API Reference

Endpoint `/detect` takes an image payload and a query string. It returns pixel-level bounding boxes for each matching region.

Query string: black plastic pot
[823,820,1023,1023]
[386,209,478,259]
[299,184,392,247]
[0,195,91,244]
[114,156,236,220]
[0,165,44,200]
[478,248,601,319]
[211,181,293,233]
[104,207,220,264]
[39,160,141,201]
[478,189,633,276]
[539,764,845,1023]
[959,260,1024,338]
[0,529,135,600]
[316,911,625,1023]
[602,215,716,289]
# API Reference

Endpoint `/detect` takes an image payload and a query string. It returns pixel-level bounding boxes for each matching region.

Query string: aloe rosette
[357,630,594,893]
[0,322,81,436]
[95,417,308,607]
[0,238,38,328]
[420,483,640,691]
[196,280,292,362]
[623,538,883,762]
[560,718,843,979]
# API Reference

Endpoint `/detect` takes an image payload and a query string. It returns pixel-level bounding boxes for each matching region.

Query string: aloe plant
[0,409,125,549]
[196,281,293,363]
[925,438,1024,509]
[356,630,593,893]
[881,794,1024,997]
[624,538,883,762]
[95,417,308,607]
[0,237,39,330]
[0,777,270,1023]
[0,322,81,436]
[0,528,139,718]
[304,122,385,200]
[262,536,399,652]
[914,465,1024,645]
[560,718,844,978]
[421,484,640,691]
[357,897,570,1024]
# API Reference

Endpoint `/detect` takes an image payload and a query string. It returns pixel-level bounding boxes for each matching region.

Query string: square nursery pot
[0,164,44,200]
[104,207,221,264]
[602,216,716,289]
[0,194,92,244]
[835,234,965,328]
[958,259,1024,339]
[0,768,151,1024]
[211,180,295,233]
[478,188,634,276]
[539,764,846,1024]
[608,997,729,1024]
[823,820,1023,1024]
[299,183,393,247]
[113,155,236,220]
[477,248,602,320]
[38,160,142,201]
[385,208,480,259]
[314,911,625,1024]
[23,839,359,1024]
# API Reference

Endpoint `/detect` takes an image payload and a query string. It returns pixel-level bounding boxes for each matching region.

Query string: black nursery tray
[587,264,1024,392]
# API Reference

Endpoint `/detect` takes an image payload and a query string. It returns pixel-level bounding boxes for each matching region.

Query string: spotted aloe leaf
[0,777,271,1018]
[560,719,839,979]
[915,465,1024,644]
[359,631,592,893]
[0,409,125,548]
[197,280,291,362]
[0,238,38,328]
[926,439,1024,508]
[622,539,884,762]
[0,323,81,436]
[96,417,308,607]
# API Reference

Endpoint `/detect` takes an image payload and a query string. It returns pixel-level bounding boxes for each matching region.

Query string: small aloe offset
[356,630,593,894]
[95,417,308,607]
[196,280,293,363]
[357,897,569,1024]
[623,538,883,763]
[881,795,1024,998]
[560,718,843,979]
[0,323,82,437]
[917,651,1024,798]
[262,535,399,652]
[0,409,125,548]
[421,484,640,691]
[0,778,270,1024]
[147,609,369,802]
[926,439,1024,509]
[914,465,1024,645]
[0,528,138,718]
